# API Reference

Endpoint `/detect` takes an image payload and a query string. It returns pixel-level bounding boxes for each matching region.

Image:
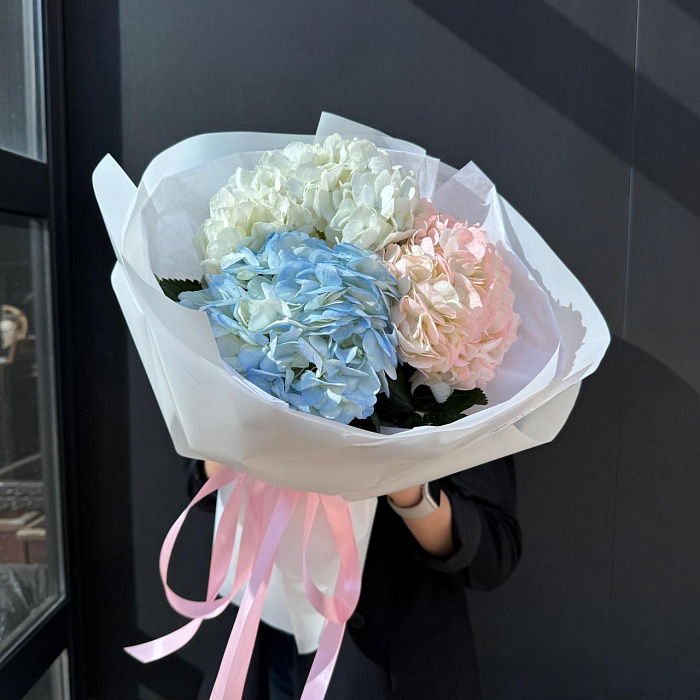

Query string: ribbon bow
[125,467,362,700]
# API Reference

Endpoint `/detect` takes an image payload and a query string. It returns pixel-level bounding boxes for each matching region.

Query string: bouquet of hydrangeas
[161,134,520,430]
[94,114,609,700]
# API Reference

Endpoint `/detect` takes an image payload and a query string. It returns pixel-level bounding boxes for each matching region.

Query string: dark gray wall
[101,1,700,697]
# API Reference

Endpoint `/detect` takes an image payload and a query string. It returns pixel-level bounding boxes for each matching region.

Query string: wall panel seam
[603,1,641,697]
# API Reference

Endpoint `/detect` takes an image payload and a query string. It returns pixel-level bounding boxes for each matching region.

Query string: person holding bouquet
[188,454,521,700]
[95,123,607,699]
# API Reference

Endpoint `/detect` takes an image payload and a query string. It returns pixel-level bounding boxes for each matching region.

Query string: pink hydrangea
[383,207,521,402]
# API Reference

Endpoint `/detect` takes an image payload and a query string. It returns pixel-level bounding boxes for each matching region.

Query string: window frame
[0,1,76,697]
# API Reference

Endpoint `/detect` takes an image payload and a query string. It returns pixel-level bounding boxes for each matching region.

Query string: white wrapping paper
[94,114,609,652]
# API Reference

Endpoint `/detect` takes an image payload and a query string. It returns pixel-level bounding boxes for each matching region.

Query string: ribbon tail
[125,619,203,663]
[124,475,363,700]
[297,493,362,699]
[210,488,300,700]
[211,562,272,700]
[123,468,245,663]
[299,621,346,700]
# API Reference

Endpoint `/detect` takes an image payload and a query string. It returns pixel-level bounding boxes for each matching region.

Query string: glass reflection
[0,0,47,162]
[0,214,63,659]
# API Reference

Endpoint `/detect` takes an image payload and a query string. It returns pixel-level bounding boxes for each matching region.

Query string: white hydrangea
[195,134,426,273]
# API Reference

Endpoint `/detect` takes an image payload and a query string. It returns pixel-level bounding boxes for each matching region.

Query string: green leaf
[157,277,203,302]
[352,364,489,433]
[394,412,427,429]
[376,367,415,415]
[422,388,488,426]
[350,413,382,433]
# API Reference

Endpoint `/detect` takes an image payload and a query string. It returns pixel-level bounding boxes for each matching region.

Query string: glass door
[0,1,72,698]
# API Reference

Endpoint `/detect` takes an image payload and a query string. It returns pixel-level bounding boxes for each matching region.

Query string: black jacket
[188,456,521,699]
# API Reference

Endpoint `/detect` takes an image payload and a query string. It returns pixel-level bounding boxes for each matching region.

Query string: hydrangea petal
[383,211,520,402]
[180,231,399,424]
[195,135,427,274]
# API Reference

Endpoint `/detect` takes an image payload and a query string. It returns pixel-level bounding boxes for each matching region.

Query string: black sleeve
[184,458,217,513]
[404,455,522,590]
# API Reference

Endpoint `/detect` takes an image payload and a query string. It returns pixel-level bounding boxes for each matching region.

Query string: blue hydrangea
[179,231,399,424]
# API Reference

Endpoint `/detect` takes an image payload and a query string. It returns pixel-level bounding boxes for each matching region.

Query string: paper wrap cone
[94,113,609,656]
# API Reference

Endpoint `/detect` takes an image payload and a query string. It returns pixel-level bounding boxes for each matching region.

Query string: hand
[204,460,222,478]
[388,484,455,558]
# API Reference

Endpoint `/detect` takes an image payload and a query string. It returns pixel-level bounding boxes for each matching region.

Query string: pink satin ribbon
[125,467,362,700]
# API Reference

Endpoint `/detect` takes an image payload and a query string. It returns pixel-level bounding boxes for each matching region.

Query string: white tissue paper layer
[95,113,610,652]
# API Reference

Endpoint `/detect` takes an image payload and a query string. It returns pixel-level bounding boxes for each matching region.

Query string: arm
[387,485,455,558]
[391,456,521,590]
[194,458,521,589]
